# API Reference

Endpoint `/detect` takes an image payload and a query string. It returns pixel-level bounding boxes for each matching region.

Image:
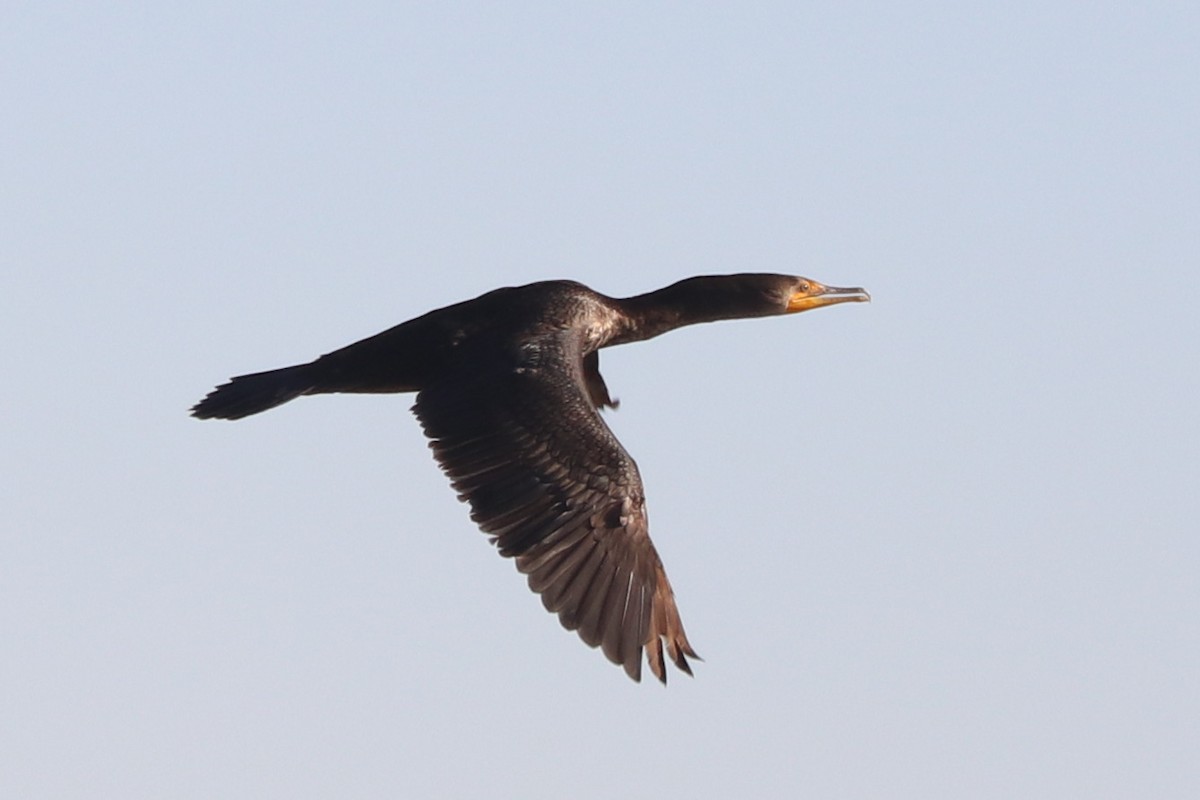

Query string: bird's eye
[797,281,810,294]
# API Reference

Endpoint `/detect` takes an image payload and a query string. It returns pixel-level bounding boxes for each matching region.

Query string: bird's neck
[609,279,741,345]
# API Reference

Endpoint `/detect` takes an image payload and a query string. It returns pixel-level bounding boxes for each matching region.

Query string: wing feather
[412,335,696,682]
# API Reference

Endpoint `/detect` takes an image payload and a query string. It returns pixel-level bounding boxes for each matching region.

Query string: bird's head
[772,275,871,314]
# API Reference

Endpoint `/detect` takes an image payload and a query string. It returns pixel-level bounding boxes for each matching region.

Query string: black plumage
[191,274,869,682]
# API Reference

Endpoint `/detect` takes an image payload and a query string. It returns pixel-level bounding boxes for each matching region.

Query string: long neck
[608,278,749,346]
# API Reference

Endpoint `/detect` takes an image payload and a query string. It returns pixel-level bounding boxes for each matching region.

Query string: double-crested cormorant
[192,274,869,682]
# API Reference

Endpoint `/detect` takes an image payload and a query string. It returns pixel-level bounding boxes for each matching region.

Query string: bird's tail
[191,364,316,420]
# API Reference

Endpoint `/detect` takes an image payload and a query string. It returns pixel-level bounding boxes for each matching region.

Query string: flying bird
[191,274,869,682]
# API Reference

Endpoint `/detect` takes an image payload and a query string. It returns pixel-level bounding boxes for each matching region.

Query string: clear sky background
[3,3,1197,798]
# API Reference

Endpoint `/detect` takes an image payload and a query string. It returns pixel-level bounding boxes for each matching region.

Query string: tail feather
[191,364,315,420]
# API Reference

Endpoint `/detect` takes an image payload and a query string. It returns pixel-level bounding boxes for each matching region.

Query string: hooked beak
[786,280,871,313]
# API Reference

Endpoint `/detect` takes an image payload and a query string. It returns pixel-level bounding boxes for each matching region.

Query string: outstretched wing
[412,336,696,682]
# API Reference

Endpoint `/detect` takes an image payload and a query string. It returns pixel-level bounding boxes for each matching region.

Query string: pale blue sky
[3,3,1198,798]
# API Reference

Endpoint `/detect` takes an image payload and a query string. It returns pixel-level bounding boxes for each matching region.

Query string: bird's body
[192,274,868,682]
